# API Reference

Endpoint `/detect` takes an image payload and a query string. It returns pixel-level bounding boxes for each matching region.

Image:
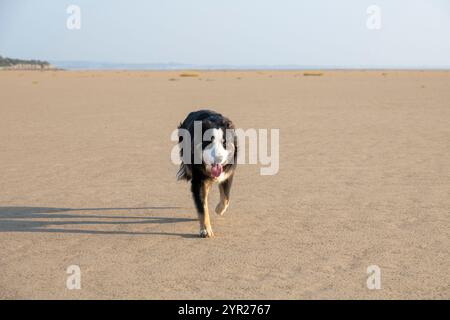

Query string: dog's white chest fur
[214,170,232,183]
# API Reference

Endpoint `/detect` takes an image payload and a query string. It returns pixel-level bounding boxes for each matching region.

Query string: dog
[177,110,237,238]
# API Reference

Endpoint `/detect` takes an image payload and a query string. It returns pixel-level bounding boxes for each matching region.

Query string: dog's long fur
[177,110,237,238]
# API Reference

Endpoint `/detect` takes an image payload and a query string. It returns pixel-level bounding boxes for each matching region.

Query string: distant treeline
[0,55,50,68]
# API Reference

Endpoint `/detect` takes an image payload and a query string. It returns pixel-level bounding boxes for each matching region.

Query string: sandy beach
[0,70,449,299]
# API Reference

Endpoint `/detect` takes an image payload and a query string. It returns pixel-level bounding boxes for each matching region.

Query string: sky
[0,0,449,68]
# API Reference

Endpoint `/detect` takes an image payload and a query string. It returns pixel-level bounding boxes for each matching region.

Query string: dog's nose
[214,155,224,164]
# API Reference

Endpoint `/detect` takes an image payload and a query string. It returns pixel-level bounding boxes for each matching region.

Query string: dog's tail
[176,121,193,181]
[176,163,187,181]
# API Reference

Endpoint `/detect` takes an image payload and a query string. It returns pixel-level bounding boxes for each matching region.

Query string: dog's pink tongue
[211,164,223,178]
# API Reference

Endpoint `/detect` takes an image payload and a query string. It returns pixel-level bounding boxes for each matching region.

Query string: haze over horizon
[1,0,449,69]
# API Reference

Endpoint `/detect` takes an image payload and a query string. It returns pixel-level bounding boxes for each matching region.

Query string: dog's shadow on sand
[0,206,198,238]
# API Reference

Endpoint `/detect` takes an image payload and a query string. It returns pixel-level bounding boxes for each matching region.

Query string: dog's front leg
[216,174,233,216]
[191,179,214,238]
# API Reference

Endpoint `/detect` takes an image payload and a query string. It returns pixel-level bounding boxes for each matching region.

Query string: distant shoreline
[48,62,450,71]
[2,68,450,72]
[1,56,449,71]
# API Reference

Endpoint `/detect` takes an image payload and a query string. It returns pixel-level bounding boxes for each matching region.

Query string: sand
[0,70,449,299]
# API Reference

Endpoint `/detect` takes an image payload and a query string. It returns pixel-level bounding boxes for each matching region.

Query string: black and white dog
[177,110,237,238]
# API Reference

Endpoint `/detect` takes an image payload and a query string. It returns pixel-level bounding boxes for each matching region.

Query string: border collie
[177,110,237,238]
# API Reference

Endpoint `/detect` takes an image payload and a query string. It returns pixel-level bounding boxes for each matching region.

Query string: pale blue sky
[0,0,449,67]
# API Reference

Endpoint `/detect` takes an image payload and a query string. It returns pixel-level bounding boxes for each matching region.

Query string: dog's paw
[215,201,229,216]
[199,227,214,238]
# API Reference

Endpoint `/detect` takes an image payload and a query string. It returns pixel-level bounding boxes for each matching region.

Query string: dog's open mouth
[211,164,223,178]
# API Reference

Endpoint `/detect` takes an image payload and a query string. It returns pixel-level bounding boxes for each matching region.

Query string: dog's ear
[203,119,213,130]
[224,119,235,129]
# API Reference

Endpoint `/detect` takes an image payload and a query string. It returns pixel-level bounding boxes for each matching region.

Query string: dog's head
[177,110,237,181]
[198,116,237,180]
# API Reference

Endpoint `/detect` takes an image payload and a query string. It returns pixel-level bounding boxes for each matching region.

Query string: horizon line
[47,62,450,72]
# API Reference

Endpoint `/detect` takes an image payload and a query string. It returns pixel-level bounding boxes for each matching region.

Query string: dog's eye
[211,136,215,141]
